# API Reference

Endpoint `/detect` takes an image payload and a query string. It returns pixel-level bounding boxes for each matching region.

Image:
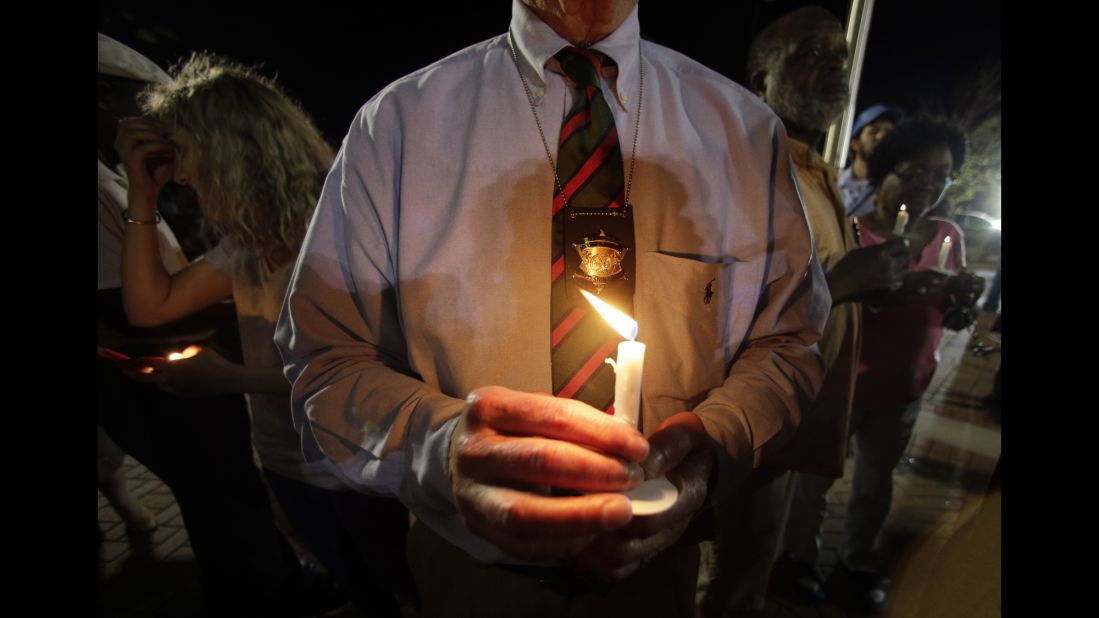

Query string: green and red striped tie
[550,47,625,413]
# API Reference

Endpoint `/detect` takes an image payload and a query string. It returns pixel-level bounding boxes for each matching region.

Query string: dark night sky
[98,1,1001,147]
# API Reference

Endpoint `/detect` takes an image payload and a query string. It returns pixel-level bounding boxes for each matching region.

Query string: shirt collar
[787,137,836,179]
[508,0,640,111]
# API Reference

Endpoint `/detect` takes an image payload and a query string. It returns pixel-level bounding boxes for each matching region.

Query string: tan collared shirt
[767,139,862,477]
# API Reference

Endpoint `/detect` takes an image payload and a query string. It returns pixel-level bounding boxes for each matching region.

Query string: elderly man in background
[698,7,909,616]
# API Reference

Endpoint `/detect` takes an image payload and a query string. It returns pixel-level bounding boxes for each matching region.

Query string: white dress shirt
[276,0,829,564]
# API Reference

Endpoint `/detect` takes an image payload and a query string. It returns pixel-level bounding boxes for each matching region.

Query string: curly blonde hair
[141,52,333,270]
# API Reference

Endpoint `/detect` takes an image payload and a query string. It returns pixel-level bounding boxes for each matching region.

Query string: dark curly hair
[867,118,966,188]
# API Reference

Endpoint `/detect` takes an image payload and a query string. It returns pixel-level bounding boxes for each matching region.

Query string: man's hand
[449,386,650,562]
[886,270,951,303]
[826,238,910,304]
[574,412,716,582]
[123,345,239,398]
[945,270,986,301]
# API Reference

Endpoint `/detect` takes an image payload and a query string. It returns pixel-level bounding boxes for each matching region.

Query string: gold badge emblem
[573,228,628,294]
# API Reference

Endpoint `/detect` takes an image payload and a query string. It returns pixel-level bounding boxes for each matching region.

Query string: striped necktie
[550,47,625,412]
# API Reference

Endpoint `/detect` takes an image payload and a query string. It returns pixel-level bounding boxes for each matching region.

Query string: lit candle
[893,204,909,235]
[167,345,202,362]
[579,289,677,516]
[580,290,645,427]
[938,236,952,270]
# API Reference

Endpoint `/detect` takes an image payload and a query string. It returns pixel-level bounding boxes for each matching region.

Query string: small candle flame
[580,289,638,340]
[899,204,907,213]
[139,366,155,374]
[167,345,202,362]
[943,235,951,243]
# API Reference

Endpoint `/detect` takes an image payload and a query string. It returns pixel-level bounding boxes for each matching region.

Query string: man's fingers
[628,448,712,538]
[640,412,708,478]
[572,442,710,580]
[575,518,691,578]
[455,434,644,492]
[454,482,633,538]
[467,386,649,462]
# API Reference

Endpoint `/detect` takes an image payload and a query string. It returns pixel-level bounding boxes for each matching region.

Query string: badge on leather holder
[563,205,636,315]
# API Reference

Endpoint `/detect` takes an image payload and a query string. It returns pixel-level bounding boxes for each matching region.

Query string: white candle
[608,339,646,427]
[579,290,645,427]
[938,236,952,270]
[580,290,678,516]
[893,204,909,235]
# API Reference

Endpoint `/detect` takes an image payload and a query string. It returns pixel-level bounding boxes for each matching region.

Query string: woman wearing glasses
[786,118,985,613]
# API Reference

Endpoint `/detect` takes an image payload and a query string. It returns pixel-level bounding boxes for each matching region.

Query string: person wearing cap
[97,34,346,616]
[840,104,904,217]
[697,8,910,616]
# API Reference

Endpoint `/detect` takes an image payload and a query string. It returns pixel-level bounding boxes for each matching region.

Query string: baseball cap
[851,104,904,137]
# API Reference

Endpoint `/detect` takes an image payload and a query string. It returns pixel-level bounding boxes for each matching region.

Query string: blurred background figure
[839,104,904,218]
[115,52,415,617]
[98,34,345,617]
[698,7,910,617]
[783,117,984,614]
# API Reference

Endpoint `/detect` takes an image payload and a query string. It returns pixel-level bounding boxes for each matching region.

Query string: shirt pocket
[635,251,761,412]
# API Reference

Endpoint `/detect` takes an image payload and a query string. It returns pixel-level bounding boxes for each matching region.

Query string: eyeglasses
[892,165,956,189]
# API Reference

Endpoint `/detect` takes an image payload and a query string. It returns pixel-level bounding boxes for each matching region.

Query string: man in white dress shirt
[276,1,829,613]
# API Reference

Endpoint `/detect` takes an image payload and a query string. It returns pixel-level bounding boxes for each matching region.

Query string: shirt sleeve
[199,240,232,274]
[274,98,474,554]
[691,120,830,496]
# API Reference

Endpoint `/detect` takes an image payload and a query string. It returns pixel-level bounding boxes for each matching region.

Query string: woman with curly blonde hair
[116,52,414,617]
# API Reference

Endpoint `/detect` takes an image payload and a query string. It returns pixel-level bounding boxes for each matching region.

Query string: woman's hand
[123,345,241,398]
[114,117,176,212]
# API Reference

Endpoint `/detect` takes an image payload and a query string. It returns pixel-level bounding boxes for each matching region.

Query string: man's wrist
[825,269,852,305]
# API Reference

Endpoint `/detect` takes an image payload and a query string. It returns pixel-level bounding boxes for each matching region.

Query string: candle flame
[943,235,951,243]
[899,204,907,213]
[139,366,155,374]
[168,345,202,362]
[580,289,638,340]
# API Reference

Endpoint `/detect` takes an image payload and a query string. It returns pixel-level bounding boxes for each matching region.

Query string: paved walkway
[99,291,1001,617]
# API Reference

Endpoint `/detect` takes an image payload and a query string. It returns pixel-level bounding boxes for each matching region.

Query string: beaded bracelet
[122,208,162,225]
